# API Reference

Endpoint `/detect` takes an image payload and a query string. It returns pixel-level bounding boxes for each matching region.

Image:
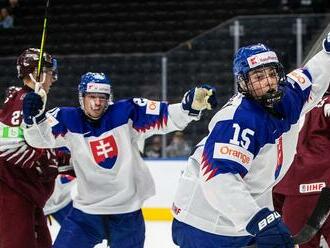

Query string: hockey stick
[32,0,51,122]
[292,187,330,244]
[37,0,50,81]
[246,187,330,248]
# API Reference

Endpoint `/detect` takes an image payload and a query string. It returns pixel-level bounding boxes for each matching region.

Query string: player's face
[40,69,56,93]
[83,93,109,119]
[247,66,279,99]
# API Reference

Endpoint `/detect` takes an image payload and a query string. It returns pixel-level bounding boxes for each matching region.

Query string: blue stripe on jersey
[275,164,282,179]
[49,107,72,137]
[202,120,252,180]
[301,67,312,81]
[50,99,169,137]
[202,77,311,180]
[273,81,311,122]
[130,101,169,132]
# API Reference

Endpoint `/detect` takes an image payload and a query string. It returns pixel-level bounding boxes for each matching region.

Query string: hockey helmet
[233,43,286,107]
[78,72,113,116]
[16,48,57,81]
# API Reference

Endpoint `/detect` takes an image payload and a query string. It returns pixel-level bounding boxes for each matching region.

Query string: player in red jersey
[0,48,60,248]
[274,86,330,248]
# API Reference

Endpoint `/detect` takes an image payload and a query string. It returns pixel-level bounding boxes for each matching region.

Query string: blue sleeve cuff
[246,208,281,235]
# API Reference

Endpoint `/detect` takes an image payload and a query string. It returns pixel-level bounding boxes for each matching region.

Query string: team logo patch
[299,182,325,193]
[287,69,311,90]
[146,100,160,115]
[213,143,253,168]
[89,134,118,169]
[45,113,59,127]
[247,51,278,69]
[45,108,60,127]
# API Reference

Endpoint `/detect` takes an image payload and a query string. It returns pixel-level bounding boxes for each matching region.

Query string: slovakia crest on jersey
[89,134,118,169]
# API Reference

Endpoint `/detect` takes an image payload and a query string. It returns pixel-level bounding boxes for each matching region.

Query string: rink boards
[142,159,186,221]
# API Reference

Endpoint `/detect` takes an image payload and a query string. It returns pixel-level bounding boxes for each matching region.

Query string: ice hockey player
[171,33,330,248]
[0,48,60,248]
[273,84,330,248]
[22,71,217,248]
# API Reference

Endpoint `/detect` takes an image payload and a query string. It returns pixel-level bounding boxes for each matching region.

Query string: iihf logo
[89,135,118,169]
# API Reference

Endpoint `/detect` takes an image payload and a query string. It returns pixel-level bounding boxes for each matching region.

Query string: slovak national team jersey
[172,50,330,236]
[24,98,196,214]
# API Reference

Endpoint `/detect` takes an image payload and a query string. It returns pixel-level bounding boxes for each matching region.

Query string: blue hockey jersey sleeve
[122,98,196,140]
[198,115,263,230]
[128,98,169,132]
[273,68,312,121]
[201,120,256,181]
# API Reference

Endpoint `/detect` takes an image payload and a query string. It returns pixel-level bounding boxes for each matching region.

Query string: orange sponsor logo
[148,101,157,110]
[219,145,250,165]
[289,71,305,84]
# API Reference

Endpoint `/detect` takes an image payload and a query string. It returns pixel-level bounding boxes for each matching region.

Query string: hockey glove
[35,149,59,182]
[323,32,330,53]
[23,92,45,125]
[55,148,75,176]
[246,208,294,248]
[181,84,217,116]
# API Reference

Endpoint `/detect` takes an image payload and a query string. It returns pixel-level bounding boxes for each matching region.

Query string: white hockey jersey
[24,99,197,214]
[172,50,330,236]
[44,174,76,215]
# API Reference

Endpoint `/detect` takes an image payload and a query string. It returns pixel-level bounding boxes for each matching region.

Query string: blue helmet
[233,43,285,107]
[78,72,113,115]
[78,72,112,95]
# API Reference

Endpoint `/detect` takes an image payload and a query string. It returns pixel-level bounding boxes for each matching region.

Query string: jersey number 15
[229,123,255,150]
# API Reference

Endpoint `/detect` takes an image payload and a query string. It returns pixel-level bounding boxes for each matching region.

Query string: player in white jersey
[43,148,75,226]
[21,72,217,248]
[171,33,330,248]
[44,174,75,225]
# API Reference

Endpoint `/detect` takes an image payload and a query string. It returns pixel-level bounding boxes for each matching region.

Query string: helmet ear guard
[236,75,248,92]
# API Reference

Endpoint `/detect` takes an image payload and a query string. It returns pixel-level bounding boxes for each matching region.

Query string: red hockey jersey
[0,86,56,207]
[274,93,330,196]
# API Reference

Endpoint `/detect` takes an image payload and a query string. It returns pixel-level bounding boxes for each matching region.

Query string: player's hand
[246,208,294,248]
[181,84,217,116]
[23,92,45,125]
[34,82,47,110]
[323,32,330,53]
[55,149,71,167]
[55,148,75,176]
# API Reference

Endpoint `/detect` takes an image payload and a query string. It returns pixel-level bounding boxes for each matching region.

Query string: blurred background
[0,0,329,157]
